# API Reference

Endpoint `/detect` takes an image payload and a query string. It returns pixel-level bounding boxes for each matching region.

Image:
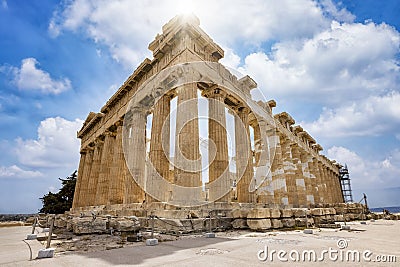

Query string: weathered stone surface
[231,209,249,219]
[333,215,344,222]
[295,218,314,227]
[281,209,293,218]
[271,219,283,229]
[109,218,140,232]
[247,219,271,230]
[311,208,324,216]
[292,209,307,218]
[270,209,281,218]
[281,218,295,228]
[72,218,107,234]
[232,219,248,229]
[247,208,271,219]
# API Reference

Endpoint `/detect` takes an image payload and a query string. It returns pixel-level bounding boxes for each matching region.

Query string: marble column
[206,88,229,202]
[77,147,94,207]
[86,139,103,205]
[269,131,288,206]
[95,130,116,205]
[235,106,253,203]
[174,84,201,187]
[281,138,299,207]
[317,161,328,203]
[308,158,321,204]
[300,151,315,206]
[126,108,147,203]
[109,121,126,205]
[72,150,87,208]
[148,94,171,202]
[292,145,307,207]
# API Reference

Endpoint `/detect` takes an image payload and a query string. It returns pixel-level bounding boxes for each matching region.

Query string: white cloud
[1,0,7,10]
[240,21,400,103]
[15,117,83,168]
[0,165,43,179]
[1,58,72,94]
[48,0,342,68]
[302,91,400,138]
[318,0,355,22]
[7,58,72,94]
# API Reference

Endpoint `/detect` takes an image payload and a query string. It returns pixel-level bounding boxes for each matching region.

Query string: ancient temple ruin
[72,15,344,212]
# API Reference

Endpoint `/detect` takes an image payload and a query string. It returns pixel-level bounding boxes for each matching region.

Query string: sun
[176,0,196,15]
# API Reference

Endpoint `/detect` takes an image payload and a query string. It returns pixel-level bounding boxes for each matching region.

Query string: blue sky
[0,0,399,213]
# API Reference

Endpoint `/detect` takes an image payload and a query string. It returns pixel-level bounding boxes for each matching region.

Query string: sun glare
[176,0,195,15]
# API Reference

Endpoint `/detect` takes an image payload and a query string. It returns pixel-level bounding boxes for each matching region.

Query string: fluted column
[281,138,299,207]
[174,84,201,187]
[308,158,321,204]
[109,121,126,205]
[235,106,253,203]
[72,150,87,208]
[292,145,307,207]
[86,139,103,205]
[317,161,327,203]
[300,151,315,206]
[95,130,116,205]
[204,88,230,202]
[148,94,171,203]
[125,108,147,203]
[77,147,94,207]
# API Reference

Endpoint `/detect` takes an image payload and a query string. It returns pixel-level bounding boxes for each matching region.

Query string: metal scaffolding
[339,164,353,202]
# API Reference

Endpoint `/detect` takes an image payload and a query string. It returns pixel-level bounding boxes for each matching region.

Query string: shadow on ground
[73,236,234,265]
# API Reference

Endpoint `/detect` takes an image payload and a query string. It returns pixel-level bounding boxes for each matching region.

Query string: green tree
[39,171,77,214]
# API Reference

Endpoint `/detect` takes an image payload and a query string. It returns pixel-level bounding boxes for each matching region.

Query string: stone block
[333,215,344,222]
[110,218,140,232]
[154,218,182,232]
[271,219,283,229]
[295,218,314,227]
[247,208,271,219]
[270,209,281,218]
[204,232,215,238]
[26,234,37,240]
[311,208,324,216]
[146,238,158,246]
[72,218,107,234]
[247,219,271,231]
[292,209,306,217]
[232,219,248,229]
[231,208,249,219]
[37,248,55,258]
[281,219,295,228]
[281,209,293,218]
